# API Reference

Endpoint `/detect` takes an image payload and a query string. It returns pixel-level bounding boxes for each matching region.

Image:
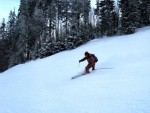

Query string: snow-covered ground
[0,27,150,113]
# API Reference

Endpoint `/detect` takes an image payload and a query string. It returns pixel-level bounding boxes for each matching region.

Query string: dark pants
[85,62,95,73]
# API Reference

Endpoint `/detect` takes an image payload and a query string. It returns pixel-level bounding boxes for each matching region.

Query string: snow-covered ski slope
[0,27,150,113]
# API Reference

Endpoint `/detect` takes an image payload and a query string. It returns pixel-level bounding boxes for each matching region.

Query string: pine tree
[65,0,92,49]
[0,38,10,72]
[94,0,101,18]
[47,0,57,39]
[69,0,81,37]
[0,19,6,39]
[6,9,17,44]
[55,0,63,39]
[61,0,71,38]
[0,11,17,71]
[9,0,29,67]
[82,0,91,25]
[94,0,101,37]
[99,0,117,36]
[139,0,150,26]
[119,0,140,34]
[80,0,92,40]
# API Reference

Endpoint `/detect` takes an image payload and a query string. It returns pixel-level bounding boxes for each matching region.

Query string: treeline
[0,0,150,72]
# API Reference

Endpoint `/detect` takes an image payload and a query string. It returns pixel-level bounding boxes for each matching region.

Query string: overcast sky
[0,0,96,22]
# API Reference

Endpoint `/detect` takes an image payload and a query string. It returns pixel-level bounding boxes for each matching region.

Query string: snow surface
[0,27,150,113]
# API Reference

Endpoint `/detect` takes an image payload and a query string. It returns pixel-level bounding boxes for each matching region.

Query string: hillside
[0,27,150,113]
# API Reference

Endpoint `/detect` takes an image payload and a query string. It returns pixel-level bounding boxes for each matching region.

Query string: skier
[79,51,98,74]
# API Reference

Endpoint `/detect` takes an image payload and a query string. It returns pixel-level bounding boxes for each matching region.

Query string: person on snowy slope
[79,51,97,74]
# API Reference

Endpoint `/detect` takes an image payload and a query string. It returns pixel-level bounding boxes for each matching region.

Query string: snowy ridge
[0,27,150,113]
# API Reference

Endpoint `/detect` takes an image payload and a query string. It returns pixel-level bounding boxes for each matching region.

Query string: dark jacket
[79,54,95,64]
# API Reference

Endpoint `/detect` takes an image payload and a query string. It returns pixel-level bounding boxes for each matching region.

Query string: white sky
[0,0,96,22]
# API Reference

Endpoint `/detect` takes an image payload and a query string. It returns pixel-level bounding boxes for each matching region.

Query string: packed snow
[0,27,150,113]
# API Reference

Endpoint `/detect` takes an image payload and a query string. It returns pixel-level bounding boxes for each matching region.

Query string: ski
[71,67,113,79]
[71,74,85,79]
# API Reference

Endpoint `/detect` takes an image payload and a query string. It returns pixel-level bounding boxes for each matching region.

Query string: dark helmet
[85,51,90,56]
